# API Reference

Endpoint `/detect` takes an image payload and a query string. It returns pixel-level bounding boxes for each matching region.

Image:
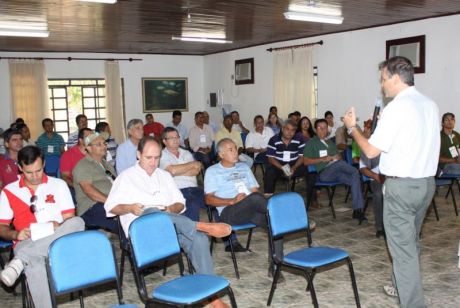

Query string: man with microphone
[343,56,439,308]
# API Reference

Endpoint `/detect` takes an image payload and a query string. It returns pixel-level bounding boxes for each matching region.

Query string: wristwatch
[347,125,357,135]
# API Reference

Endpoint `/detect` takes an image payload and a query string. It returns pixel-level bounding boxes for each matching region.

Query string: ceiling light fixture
[0,28,49,37]
[172,36,232,44]
[284,11,343,24]
[78,0,117,4]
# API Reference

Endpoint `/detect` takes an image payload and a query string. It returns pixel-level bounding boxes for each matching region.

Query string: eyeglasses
[30,195,37,213]
[105,169,116,181]
[165,136,180,140]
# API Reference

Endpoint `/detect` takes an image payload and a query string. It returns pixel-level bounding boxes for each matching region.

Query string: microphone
[371,97,382,134]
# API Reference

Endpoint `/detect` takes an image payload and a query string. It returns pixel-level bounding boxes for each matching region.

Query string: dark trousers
[180,187,207,222]
[370,180,384,232]
[81,202,118,233]
[193,152,213,170]
[264,164,317,205]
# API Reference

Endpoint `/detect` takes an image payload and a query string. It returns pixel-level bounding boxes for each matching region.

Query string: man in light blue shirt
[116,119,143,174]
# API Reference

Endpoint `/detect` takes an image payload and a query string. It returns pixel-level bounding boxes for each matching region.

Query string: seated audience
[439,112,460,176]
[266,113,282,135]
[215,115,253,168]
[269,106,283,123]
[73,132,118,233]
[325,110,338,141]
[0,129,23,190]
[204,138,283,277]
[203,111,219,133]
[165,110,189,148]
[189,112,215,170]
[245,115,274,164]
[67,114,88,148]
[16,123,35,147]
[95,121,118,166]
[288,111,301,124]
[304,119,365,220]
[296,116,315,143]
[230,111,249,134]
[160,127,205,221]
[36,118,65,158]
[104,136,231,308]
[116,119,144,174]
[143,113,164,139]
[0,146,84,307]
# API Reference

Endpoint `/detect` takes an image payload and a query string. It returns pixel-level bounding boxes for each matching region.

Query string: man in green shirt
[303,119,365,220]
[439,112,460,176]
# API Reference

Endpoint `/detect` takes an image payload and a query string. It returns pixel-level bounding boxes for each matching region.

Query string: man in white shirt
[245,115,274,164]
[165,110,189,148]
[344,56,440,308]
[104,136,232,308]
[230,111,249,134]
[188,112,215,170]
[160,127,205,221]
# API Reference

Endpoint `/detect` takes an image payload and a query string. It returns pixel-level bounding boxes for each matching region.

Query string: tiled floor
[1,176,460,307]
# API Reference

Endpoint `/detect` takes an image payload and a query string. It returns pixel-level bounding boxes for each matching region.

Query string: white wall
[0,52,204,137]
[203,14,460,129]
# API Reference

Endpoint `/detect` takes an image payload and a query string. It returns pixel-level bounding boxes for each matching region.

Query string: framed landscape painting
[142,77,188,112]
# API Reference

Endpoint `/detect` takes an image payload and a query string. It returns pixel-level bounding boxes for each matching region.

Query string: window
[48,79,107,141]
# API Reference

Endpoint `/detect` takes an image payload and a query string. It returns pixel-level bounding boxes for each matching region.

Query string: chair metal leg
[245,229,254,250]
[267,264,282,306]
[79,290,84,307]
[162,260,168,276]
[227,286,238,308]
[431,199,440,221]
[228,234,240,279]
[347,258,361,308]
[326,187,337,219]
[450,183,459,216]
[344,186,351,203]
[306,270,319,308]
[119,250,126,286]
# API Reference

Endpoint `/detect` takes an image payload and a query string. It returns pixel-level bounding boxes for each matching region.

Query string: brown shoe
[196,222,232,238]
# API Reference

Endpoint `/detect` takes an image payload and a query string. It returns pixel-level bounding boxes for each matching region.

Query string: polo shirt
[304,136,338,172]
[369,86,440,178]
[143,122,164,137]
[245,127,274,158]
[159,148,197,189]
[106,136,118,164]
[0,153,19,190]
[0,174,75,234]
[66,130,79,148]
[204,162,258,214]
[36,132,65,157]
[188,124,214,152]
[439,130,460,168]
[116,138,137,174]
[215,128,243,149]
[59,145,86,182]
[73,156,116,215]
[104,163,185,237]
[266,133,305,166]
[165,122,189,148]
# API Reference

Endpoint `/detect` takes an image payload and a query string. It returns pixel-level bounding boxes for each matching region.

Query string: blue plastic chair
[266,192,360,307]
[128,212,237,307]
[431,178,458,221]
[0,238,13,269]
[44,155,60,177]
[206,205,256,279]
[46,230,129,308]
[307,164,342,218]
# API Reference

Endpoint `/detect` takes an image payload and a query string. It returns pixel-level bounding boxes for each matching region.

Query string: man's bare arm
[164,161,201,177]
[79,181,108,203]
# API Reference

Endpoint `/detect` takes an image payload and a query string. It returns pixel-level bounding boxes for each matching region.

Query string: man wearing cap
[73,131,118,233]
[439,112,460,176]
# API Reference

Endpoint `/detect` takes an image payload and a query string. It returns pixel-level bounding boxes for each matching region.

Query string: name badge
[199,134,207,143]
[47,145,54,153]
[319,150,328,157]
[234,181,250,195]
[449,146,459,158]
[149,133,154,137]
[282,151,290,162]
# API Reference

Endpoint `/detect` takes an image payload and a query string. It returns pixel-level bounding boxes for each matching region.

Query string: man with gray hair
[116,119,144,174]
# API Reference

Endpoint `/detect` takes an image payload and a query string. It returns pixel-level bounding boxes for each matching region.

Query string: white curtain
[105,61,126,143]
[273,47,315,120]
[9,60,50,139]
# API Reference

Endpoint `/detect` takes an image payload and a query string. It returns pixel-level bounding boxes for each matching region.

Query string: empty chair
[46,230,128,307]
[128,212,237,307]
[266,192,360,307]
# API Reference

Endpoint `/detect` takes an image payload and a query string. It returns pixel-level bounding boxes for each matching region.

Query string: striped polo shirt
[266,133,305,166]
[36,132,65,157]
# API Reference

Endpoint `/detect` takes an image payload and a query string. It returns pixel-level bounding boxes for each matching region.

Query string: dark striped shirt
[266,134,305,166]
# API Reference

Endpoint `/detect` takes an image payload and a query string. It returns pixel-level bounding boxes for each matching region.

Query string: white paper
[30,222,54,241]
[282,151,290,162]
[319,150,328,157]
[47,145,54,153]
[199,134,207,143]
[449,146,458,158]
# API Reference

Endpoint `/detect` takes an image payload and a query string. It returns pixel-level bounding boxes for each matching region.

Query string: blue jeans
[442,163,460,176]
[142,208,214,275]
[319,160,364,210]
[81,202,118,233]
[180,187,207,222]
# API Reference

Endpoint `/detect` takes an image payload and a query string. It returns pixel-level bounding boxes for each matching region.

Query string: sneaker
[309,220,316,231]
[0,258,24,287]
[225,242,248,253]
[383,285,398,298]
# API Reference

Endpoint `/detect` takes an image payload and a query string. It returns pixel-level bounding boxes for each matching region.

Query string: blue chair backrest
[307,164,317,173]
[129,212,181,269]
[45,155,60,176]
[267,192,308,237]
[47,230,117,294]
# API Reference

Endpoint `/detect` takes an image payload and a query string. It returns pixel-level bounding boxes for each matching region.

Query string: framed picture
[235,58,254,85]
[142,78,188,112]
[386,35,425,74]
